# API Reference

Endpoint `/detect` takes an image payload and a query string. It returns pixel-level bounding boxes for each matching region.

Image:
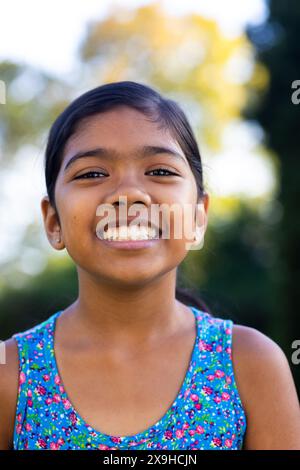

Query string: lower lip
[97,237,161,250]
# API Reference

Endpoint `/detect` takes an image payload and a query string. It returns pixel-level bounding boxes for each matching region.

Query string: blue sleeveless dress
[12,306,247,450]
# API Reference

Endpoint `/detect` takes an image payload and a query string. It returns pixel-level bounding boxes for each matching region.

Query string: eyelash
[74,168,179,179]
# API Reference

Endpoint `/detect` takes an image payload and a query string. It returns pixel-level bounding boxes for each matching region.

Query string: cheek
[56,186,96,242]
[161,191,198,243]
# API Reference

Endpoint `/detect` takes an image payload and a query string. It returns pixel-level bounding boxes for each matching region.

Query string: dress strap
[11,312,61,449]
[12,331,30,449]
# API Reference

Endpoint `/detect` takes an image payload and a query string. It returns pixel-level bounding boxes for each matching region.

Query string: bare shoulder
[231,323,300,449]
[0,337,19,450]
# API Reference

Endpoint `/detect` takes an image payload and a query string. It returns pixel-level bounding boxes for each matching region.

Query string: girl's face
[41,106,209,287]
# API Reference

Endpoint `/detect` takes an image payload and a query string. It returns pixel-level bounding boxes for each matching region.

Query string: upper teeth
[101,225,158,241]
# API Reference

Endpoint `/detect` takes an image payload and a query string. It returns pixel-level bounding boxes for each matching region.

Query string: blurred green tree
[247,0,300,393]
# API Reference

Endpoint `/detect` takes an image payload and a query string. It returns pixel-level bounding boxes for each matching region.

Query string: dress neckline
[47,306,205,445]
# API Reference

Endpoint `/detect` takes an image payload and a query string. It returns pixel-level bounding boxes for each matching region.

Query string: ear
[40,195,64,250]
[195,191,209,229]
[188,192,209,251]
[202,191,209,214]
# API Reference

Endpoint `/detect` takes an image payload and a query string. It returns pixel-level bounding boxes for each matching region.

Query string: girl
[1,81,299,450]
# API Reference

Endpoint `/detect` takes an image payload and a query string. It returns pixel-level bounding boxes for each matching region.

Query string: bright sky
[0,0,273,268]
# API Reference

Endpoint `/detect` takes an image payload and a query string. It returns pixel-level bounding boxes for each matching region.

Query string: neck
[65,268,191,349]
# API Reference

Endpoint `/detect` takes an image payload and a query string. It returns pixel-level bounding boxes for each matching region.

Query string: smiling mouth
[97,223,162,242]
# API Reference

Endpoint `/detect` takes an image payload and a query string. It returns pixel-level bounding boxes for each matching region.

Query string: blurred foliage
[246,0,300,393]
[0,256,77,339]
[79,1,266,150]
[182,198,279,331]
[0,61,71,164]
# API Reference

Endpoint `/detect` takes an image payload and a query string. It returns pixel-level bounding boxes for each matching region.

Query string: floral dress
[12,306,247,450]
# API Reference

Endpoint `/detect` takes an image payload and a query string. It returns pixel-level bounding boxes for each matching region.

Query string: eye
[73,168,179,179]
[147,168,179,176]
[74,171,107,179]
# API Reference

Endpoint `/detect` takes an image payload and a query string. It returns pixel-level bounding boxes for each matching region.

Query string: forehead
[63,106,181,156]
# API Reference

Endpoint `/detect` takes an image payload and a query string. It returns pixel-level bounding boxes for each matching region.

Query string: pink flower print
[184,388,190,399]
[226,376,232,384]
[216,345,223,352]
[129,442,137,447]
[202,385,213,395]
[225,439,233,448]
[226,346,231,355]
[196,425,205,434]
[20,371,26,385]
[199,340,212,352]
[54,375,61,385]
[147,442,153,448]
[221,392,230,401]
[111,437,122,444]
[214,396,222,404]
[62,398,71,410]
[57,438,65,446]
[188,429,196,436]
[27,399,33,407]
[50,441,60,450]
[25,423,32,432]
[191,393,199,402]
[45,397,53,405]
[182,423,189,430]
[212,437,222,447]
[98,444,110,450]
[164,430,173,440]
[17,412,22,422]
[59,385,64,393]
[36,385,47,396]
[70,411,78,425]
[207,374,215,381]
[139,439,148,444]
[215,369,225,378]
[37,438,47,449]
[16,423,22,434]
[27,389,32,398]
[175,429,185,438]
[53,393,61,403]
[43,374,50,382]
[195,403,202,410]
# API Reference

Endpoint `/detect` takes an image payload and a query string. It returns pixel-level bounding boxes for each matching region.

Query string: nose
[102,179,152,212]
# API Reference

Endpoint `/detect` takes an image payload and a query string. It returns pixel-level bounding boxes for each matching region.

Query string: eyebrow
[63,145,187,172]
